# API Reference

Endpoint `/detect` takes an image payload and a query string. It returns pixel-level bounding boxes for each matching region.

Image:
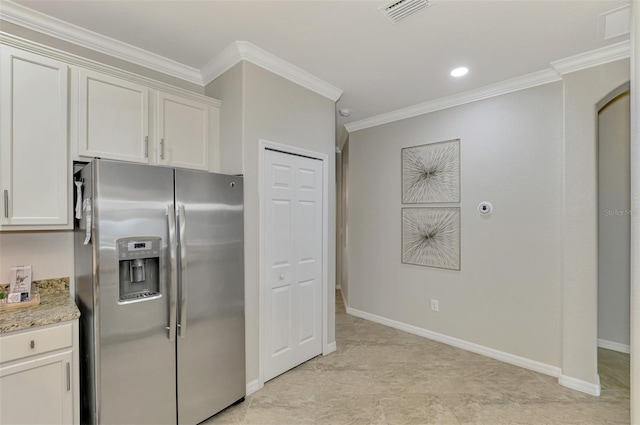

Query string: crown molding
[200,42,243,85]
[0,0,203,84]
[1,1,343,101]
[346,40,631,133]
[345,68,561,133]
[0,31,220,107]
[202,41,343,102]
[551,40,631,75]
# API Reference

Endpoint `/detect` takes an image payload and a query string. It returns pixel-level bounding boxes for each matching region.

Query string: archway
[596,83,631,402]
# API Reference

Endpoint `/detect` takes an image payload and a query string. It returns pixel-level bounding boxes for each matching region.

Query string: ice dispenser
[117,237,161,302]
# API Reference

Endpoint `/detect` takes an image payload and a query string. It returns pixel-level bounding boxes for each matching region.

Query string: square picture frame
[401,207,460,270]
[401,139,460,204]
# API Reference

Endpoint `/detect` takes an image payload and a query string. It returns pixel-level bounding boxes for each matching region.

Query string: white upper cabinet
[78,69,150,163]
[157,91,210,171]
[0,45,70,229]
[75,68,220,172]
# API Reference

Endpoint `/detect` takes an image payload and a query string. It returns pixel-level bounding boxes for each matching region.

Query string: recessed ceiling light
[338,109,351,117]
[450,67,469,77]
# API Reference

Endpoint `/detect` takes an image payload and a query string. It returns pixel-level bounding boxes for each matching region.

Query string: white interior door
[263,148,323,381]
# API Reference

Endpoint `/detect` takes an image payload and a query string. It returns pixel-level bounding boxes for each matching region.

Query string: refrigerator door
[74,163,96,425]
[94,160,177,425]
[175,169,245,424]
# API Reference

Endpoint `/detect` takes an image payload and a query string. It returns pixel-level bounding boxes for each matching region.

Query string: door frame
[257,139,330,389]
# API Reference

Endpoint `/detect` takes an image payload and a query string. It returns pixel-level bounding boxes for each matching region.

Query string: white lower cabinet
[0,322,78,425]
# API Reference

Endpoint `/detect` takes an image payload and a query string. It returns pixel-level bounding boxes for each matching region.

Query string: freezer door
[175,169,245,425]
[94,160,177,425]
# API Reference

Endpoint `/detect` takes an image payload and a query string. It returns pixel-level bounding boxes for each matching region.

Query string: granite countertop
[0,277,80,334]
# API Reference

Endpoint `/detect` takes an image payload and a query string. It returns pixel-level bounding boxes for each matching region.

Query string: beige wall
[338,140,350,303]
[0,231,75,292]
[208,61,336,387]
[205,62,244,175]
[348,82,564,367]
[598,91,631,348]
[561,59,630,386]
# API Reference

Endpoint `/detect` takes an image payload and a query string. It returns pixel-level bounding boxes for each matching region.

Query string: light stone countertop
[0,277,80,334]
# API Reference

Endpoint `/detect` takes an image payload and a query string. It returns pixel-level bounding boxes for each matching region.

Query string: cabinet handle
[30,340,35,349]
[144,136,149,158]
[160,138,165,160]
[3,190,8,218]
[66,362,71,391]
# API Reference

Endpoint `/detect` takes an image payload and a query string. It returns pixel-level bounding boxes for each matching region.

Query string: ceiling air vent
[381,0,430,23]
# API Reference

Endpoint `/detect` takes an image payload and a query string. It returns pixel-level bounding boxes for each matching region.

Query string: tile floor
[205,292,630,424]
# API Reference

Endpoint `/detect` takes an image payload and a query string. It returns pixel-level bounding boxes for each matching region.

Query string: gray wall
[339,140,350,303]
[340,138,349,303]
[598,91,631,348]
[561,59,630,386]
[348,83,564,367]
[205,62,244,175]
[207,61,337,386]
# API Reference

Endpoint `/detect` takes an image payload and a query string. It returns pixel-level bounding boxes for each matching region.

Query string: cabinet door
[157,91,209,170]
[78,69,149,163]
[0,46,69,228]
[0,351,73,425]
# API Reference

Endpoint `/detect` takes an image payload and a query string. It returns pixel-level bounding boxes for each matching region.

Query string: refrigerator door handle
[178,203,188,338]
[167,204,178,341]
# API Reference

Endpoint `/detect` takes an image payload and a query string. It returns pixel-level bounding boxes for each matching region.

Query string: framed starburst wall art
[402,207,460,270]
[402,139,460,203]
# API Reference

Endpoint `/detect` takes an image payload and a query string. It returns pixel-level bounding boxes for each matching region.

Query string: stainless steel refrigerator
[74,159,245,425]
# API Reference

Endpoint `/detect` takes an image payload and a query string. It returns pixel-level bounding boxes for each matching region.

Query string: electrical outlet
[430,299,439,312]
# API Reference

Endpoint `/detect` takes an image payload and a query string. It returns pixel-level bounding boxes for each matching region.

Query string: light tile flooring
[205,292,630,424]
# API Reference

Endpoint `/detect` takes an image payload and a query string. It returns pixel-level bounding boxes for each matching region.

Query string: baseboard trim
[559,374,601,396]
[246,379,262,396]
[345,306,561,378]
[340,288,348,310]
[323,341,337,355]
[597,338,631,354]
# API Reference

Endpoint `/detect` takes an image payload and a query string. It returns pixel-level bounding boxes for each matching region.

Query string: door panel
[298,279,316,343]
[297,201,316,261]
[294,157,323,364]
[94,160,176,425]
[0,46,69,227]
[272,200,293,265]
[0,351,73,425]
[175,169,245,425]
[264,150,323,381]
[79,70,149,163]
[271,286,293,355]
[158,92,209,170]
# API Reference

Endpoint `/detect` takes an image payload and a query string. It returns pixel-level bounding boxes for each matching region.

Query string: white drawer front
[0,323,73,363]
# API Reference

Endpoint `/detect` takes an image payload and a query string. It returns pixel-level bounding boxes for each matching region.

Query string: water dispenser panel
[117,237,161,303]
